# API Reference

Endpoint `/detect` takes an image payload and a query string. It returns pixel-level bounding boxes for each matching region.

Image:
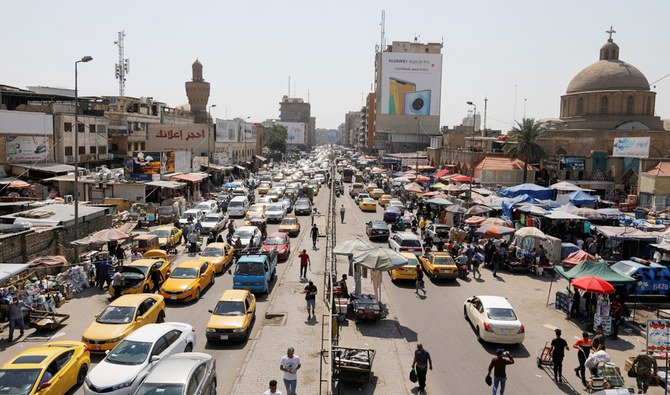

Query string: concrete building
[185,59,210,124]
[344,111,364,147]
[639,162,670,210]
[279,96,314,148]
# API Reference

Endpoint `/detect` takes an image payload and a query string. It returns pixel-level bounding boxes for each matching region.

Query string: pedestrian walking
[7,297,30,342]
[150,265,164,293]
[263,379,282,395]
[550,329,569,383]
[310,224,319,250]
[592,325,606,351]
[298,249,310,279]
[632,351,658,394]
[415,264,426,296]
[188,231,198,254]
[111,267,125,300]
[573,332,592,388]
[340,205,346,224]
[492,249,502,277]
[412,343,433,394]
[304,281,317,319]
[488,349,514,394]
[279,348,301,395]
[472,252,482,279]
[610,296,624,339]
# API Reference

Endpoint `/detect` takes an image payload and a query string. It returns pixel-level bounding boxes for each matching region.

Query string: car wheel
[185,343,193,352]
[76,364,88,386]
[211,274,215,286]
[209,380,217,395]
[143,284,151,293]
[463,306,468,320]
[195,288,201,300]
[476,326,482,342]
[157,310,166,323]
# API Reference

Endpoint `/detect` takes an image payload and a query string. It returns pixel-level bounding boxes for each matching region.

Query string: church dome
[566,38,649,94]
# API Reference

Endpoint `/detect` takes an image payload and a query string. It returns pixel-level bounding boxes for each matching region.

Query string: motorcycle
[335,189,341,198]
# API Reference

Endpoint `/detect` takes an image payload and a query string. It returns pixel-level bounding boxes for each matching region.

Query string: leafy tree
[263,124,287,154]
[502,118,546,183]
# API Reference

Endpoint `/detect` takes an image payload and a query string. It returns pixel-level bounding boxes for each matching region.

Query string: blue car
[383,206,401,223]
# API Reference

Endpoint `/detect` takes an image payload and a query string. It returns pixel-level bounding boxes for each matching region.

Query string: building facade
[185,59,210,124]
[279,96,314,148]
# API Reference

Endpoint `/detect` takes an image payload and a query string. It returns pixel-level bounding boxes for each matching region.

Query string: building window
[626,96,634,115]
[77,123,85,133]
[99,146,107,154]
[127,143,132,151]
[97,125,107,134]
[139,142,145,151]
[600,96,608,115]
[79,146,86,155]
[65,146,73,156]
[64,122,72,132]
[90,146,97,154]
[90,124,96,134]
[577,98,584,115]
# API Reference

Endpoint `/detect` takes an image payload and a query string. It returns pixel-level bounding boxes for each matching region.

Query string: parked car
[108,252,171,297]
[157,205,178,225]
[83,323,196,395]
[390,252,419,282]
[0,341,90,395]
[294,198,312,215]
[160,260,215,302]
[463,295,525,344]
[424,223,451,243]
[388,232,422,256]
[206,289,256,342]
[420,252,458,280]
[365,220,390,241]
[200,213,226,235]
[263,232,291,261]
[133,352,217,395]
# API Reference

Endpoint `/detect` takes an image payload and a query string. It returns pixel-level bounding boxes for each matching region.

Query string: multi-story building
[279,96,314,148]
[344,111,363,147]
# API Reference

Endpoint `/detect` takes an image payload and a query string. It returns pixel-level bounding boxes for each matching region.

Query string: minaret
[185,59,210,123]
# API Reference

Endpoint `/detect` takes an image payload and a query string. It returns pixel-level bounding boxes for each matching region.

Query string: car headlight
[233,328,246,333]
[110,378,135,391]
[108,335,125,343]
[206,328,216,333]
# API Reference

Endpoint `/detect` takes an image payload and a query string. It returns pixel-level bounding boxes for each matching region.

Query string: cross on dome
[606,26,616,41]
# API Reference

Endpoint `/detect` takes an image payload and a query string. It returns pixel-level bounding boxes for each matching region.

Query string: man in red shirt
[488,348,514,394]
[299,249,311,279]
[610,296,624,339]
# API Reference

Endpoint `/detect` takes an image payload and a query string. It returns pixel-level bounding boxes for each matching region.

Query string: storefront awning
[204,164,230,172]
[145,180,187,189]
[0,263,30,283]
[170,173,208,183]
[234,165,246,170]
[255,155,267,162]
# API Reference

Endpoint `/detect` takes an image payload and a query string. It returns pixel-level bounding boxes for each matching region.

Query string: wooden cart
[333,347,376,384]
[29,310,69,331]
[536,342,553,368]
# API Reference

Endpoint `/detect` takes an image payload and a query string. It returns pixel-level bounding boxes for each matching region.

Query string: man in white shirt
[279,347,301,395]
[263,379,282,395]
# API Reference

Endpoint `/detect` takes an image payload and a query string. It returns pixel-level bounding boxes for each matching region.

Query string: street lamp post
[73,56,93,240]
[466,101,477,205]
[208,104,216,161]
[413,116,420,171]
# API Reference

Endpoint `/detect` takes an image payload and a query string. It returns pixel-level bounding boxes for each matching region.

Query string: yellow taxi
[246,203,266,218]
[199,242,234,274]
[370,188,385,199]
[365,183,378,193]
[205,290,256,342]
[108,250,171,298]
[359,198,377,212]
[82,294,165,352]
[257,182,272,195]
[391,252,419,282]
[419,251,458,280]
[160,259,215,302]
[152,226,182,250]
[278,216,301,237]
[379,194,394,207]
[0,341,90,395]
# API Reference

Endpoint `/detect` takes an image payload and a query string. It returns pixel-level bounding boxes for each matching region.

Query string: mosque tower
[185,59,210,123]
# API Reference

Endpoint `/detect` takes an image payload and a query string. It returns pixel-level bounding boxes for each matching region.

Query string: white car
[265,203,286,223]
[84,322,197,395]
[232,226,262,248]
[195,200,219,215]
[388,232,423,256]
[463,295,525,344]
[179,209,204,226]
[200,213,225,235]
[133,353,217,395]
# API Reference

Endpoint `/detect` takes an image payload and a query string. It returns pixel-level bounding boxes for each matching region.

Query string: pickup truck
[233,247,278,294]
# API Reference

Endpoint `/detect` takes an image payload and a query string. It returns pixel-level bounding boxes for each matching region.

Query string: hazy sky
[2,1,668,131]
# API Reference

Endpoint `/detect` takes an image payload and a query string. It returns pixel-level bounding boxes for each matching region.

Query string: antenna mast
[380,10,386,52]
[114,31,130,96]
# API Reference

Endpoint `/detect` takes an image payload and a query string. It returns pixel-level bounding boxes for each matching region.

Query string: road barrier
[319,166,336,394]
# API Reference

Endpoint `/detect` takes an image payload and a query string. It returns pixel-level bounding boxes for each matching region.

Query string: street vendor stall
[594,225,658,260]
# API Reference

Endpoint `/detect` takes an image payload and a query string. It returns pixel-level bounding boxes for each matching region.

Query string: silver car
[133,352,217,395]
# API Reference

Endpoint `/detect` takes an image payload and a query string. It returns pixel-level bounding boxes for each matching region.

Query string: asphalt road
[0,185,331,395]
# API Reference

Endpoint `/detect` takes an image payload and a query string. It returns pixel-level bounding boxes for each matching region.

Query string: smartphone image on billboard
[404,90,431,116]
[389,78,416,114]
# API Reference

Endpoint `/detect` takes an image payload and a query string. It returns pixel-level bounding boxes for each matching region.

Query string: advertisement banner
[5,135,49,162]
[380,52,442,116]
[161,151,175,173]
[244,123,257,142]
[277,122,305,145]
[646,320,670,352]
[401,158,429,168]
[147,124,208,151]
[174,151,191,174]
[215,119,241,143]
[129,151,161,174]
[613,137,650,158]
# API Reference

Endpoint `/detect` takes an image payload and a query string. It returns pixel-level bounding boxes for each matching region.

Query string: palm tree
[502,118,546,183]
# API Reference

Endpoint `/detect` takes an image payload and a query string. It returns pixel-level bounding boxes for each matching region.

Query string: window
[626,96,634,115]
[600,96,609,115]
[64,122,72,132]
[90,146,97,154]
[77,123,85,133]
[151,337,168,357]
[577,98,584,115]
[78,146,86,155]
[64,146,73,156]
[139,142,146,150]
[90,124,96,133]
[97,125,107,134]
[99,146,107,154]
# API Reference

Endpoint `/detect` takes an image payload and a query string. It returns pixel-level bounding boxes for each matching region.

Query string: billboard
[613,137,650,158]
[174,150,192,173]
[380,52,442,116]
[215,119,241,143]
[6,135,49,162]
[129,151,161,174]
[161,151,175,173]
[646,320,670,353]
[277,122,305,145]
[147,124,208,151]
[244,122,257,142]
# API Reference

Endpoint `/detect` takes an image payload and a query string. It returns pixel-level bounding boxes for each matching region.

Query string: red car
[262,232,291,261]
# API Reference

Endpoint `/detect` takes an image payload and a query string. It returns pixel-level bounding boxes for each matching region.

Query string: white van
[227,196,249,217]
[195,199,219,215]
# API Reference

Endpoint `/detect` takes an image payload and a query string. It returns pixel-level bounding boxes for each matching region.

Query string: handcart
[29,310,70,331]
[587,362,625,394]
[332,347,376,384]
[350,294,385,322]
[536,342,553,368]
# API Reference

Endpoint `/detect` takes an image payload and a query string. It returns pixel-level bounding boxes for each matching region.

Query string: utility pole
[114,31,129,96]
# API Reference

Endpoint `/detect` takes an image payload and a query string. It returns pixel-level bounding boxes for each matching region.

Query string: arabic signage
[147,124,208,151]
[646,320,670,353]
[277,122,305,145]
[215,119,241,143]
[380,52,442,116]
[613,137,650,158]
[5,135,49,162]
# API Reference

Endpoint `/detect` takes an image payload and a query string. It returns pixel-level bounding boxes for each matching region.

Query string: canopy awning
[594,225,658,241]
[204,163,230,171]
[255,155,268,162]
[146,180,187,189]
[170,173,208,183]
[235,165,246,170]
[555,261,636,284]
[544,211,587,220]
[0,263,30,283]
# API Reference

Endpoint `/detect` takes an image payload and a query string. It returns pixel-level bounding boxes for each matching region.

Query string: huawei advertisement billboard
[380,52,442,116]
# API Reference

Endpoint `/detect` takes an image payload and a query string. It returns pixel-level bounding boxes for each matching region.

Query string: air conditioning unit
[64,195,73,203]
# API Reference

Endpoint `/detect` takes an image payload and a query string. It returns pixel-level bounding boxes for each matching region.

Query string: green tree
[502,118,547,183]
[263,124,287,154]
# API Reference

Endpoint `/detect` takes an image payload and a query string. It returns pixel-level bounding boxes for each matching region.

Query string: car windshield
[181,212,198,219]
[386,207,401,213]
[195,204,211,211]
[296,201,310,207]
[268,205,282,211]
[486,308,518,321]
[0,369,41,395]
[106,340,152,365]
[171,267,199,279]
[135,383,184,395]
[96,306,135,324]
[371,222,387,229]
[204,215,220,222]
[153,230,170,238]
[281,219,296,225]
[229,201,243,207]
[434,256,454,265]
[235,262,264,276]
[265,237,285,245]
[201,247,224,257]
[400,239,421,247]
[235,230,253,238]
[213,300,245,316]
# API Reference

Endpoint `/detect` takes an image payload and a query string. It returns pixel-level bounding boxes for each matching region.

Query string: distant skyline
[2,1,668,131]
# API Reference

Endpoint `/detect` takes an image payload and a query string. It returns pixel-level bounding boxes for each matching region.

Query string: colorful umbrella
[405,174,417,180]
[430,182,447,190]
[404,183,423,193]
[562,250,598,268]
[91,228,129,242]
[425,197,452,206]
[465,204,493,216]
[482,217,512,226]
[444,204,466,214]
[464,215,487,225]
[571,276,615,294]
[415,175,431,183]
[447,174,475,183]
[8,180,30,189]
[570,207,603,220]
[475,224,515,238]
[514,226,547,239]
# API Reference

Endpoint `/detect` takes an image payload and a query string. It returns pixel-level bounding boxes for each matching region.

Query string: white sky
[2,0,668,131]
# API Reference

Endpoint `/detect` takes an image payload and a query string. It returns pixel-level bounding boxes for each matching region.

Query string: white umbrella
[514,226,547,239]
[352,248,408,271]
[333,238,375,256]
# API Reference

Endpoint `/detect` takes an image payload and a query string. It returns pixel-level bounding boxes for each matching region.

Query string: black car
[294,198,312,215]
[281,198,294,213]
[366,220,390,241]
